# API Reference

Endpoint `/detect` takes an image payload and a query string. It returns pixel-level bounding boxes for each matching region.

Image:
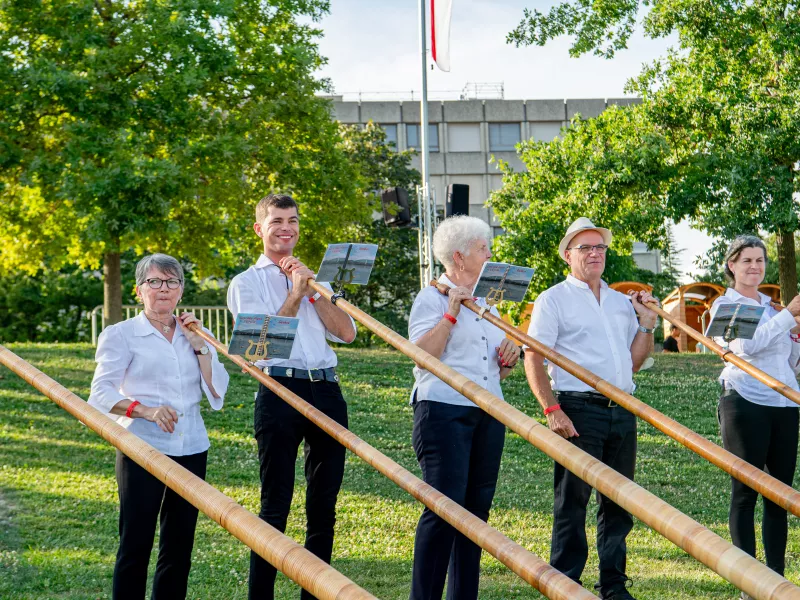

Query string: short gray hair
[723,235,767,284]
[433,215,492,271]
[135,253,184,286]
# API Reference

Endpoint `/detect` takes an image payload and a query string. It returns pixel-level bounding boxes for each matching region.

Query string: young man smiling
[227,193,356,600]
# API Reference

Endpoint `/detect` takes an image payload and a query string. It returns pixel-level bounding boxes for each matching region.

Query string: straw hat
[558,217,612,261]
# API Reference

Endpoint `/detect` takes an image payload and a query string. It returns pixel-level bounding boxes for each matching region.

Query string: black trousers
[249,377,348,600]
[718,390,799,575]
[550,393,637,595]
[409,400,506,600]
[113,449,208,600]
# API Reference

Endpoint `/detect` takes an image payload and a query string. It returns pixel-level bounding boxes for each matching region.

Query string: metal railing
[90,305,232,346]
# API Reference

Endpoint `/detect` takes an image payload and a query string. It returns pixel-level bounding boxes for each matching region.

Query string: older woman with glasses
[407,215,520,600]
[89,253,229,600]
[712,236,800,595]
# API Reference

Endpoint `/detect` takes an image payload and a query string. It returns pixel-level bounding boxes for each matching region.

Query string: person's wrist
[639,316,657,328]
[544,404,561,416]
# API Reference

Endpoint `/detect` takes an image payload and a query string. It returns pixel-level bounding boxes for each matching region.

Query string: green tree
[508,0,800,303]
[0,0,369,326]
[488,103,672,317]
[338,122,421,345]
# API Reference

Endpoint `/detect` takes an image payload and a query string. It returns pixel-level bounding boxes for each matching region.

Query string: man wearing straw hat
[227,193,357,600]
[523,217,659,600]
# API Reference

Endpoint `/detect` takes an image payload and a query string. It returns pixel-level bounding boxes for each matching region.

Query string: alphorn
[308,281,800,600]
[186,324,597,600]
[0,343,376,600]
[428,281,800,519]
[646,301,800,406]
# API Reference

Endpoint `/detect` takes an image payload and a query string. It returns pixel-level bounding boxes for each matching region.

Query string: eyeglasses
[567,244,609,254]
[143,277,183,290]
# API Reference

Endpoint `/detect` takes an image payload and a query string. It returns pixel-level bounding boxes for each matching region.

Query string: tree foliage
[508,0,800,301]
[338,123,421,346]
[0,0,371,322]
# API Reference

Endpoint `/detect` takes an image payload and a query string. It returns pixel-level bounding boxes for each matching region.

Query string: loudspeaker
[446,184,469,217]
[380,187,411,227]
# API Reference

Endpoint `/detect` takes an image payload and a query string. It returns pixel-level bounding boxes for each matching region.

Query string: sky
[313,0,715,279]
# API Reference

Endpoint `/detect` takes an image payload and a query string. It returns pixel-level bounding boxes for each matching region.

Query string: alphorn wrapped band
[308,280,800,600]
[0,343,377,600]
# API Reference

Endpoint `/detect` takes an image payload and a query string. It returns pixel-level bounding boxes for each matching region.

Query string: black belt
[262,366,338,383]
[555,390,618,408]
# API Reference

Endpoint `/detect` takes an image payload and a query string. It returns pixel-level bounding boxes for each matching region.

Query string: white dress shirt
[409,274,508,407]
[226,254,356,370]
[88,313,230,456]
[526,275,640,393]
[713,288,799,407]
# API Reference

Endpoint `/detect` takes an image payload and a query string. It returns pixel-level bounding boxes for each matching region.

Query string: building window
[406,124,439,152]
[529,122,562,142]
[489,123,521,151]
[447,123,481,152]
[380,124,398,148]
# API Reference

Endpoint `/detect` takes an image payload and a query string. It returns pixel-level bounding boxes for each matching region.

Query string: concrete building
[330,96,661,273]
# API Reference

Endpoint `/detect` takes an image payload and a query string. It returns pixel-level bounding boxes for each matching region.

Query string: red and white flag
[431,0,453,72]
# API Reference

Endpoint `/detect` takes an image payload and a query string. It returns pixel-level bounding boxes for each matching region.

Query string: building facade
[330,97,661,273]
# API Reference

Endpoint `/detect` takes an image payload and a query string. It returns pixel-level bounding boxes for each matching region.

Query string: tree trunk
[776,229,798,304]
[103,252,123,327]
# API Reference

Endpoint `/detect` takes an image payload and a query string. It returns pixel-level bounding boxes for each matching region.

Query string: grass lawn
[1,344,799,599]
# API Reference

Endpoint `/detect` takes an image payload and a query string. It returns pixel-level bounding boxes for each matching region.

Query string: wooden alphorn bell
[306,279,800,600]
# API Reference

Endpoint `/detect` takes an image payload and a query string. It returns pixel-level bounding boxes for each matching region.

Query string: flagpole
[419,0,434,288]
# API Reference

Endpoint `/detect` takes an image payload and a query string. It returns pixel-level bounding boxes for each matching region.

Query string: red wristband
[791,334,800,343]
[125,400,140,418]
[308,296,316,304]
[443,313,457,325]
[543,404,561,416]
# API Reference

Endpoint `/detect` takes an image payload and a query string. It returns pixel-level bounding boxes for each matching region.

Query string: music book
[228,314,299,361]
[315,243,378,286]
[472,262,535,304]
[705,302,765,341]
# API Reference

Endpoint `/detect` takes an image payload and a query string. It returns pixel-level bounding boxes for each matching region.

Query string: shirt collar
[566,274,608,290]
[438,273,456,288]
[725,287,771,307]
[255,254,277,269]
[132,311,183,340]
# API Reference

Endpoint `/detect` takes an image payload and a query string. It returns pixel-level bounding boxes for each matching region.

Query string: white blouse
[409,274,508,407]
[713,288,799,408]
[88,313,230,456]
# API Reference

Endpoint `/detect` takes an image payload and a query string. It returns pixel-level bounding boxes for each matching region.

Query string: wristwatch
[194,345,209,356]
[637,325,655,334]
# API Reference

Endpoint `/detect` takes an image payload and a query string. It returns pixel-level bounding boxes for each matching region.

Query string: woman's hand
[447,286,472,318]
[177,312,206,350]
[496,339,520,368]
[142,405,179,433]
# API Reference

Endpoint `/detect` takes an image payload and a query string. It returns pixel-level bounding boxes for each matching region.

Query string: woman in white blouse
[713,235,800,590]
[407,216,520,600]
[89,253,229,600]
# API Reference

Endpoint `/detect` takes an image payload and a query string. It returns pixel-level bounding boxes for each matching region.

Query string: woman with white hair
[89,253,229,600]
[712,235,800,595]
[407,216,520,600]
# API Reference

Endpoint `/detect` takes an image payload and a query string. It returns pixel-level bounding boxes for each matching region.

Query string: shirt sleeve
[200,327,230,410]
[626,299,639,347]
[409,289,444,344]
[317,282,358,344]
[227,272,269,321]
[526,291,558,350]
[713,299,796,356]
[88,325,132,415]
